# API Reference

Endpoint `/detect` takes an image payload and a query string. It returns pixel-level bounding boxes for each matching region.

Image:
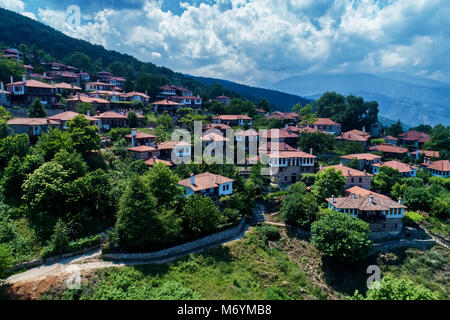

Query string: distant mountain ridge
[188,75,311,111]
[272,73,450,127]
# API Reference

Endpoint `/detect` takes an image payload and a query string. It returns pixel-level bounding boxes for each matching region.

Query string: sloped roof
[314,118,340,126]
[369,143,408,154]
[158,141,191,150]
[53,82,82,90]
[327,194,406,211]
[341,153,382,161]
[373,161,418,173]
[95,111,127,119]
[144,158,173,167]
[128,146,157,153]
[49,111,96,122]
[398,130,430,143]
[7,118,59,126]
[178,172,234,192]
[212,115,252,121]
[259,128,298,139]
[125,131,156,139]
[345,186,391,200]
[322,164,372,177]
[426,160,450,172]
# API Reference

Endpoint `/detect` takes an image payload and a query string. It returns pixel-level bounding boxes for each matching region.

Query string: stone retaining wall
[102,218,246,261]
[370,239,435,255]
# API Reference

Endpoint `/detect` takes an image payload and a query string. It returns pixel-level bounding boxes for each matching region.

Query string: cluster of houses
[2,49,449,239]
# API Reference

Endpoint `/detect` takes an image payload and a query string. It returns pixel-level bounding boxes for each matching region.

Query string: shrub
[260,225,281,241]
[280,193,318,229]
[265,286,292,300]
[0,244,13,278]
[222,208,241,224]
[403,211,424,224]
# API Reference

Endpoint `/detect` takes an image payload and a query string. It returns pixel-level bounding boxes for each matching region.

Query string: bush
[430,198,450,220]
[265,286,292,300]
[222,208,241,224]
[403,211,424,224]
[259,225,281,241]
[311,211,372,262]
[0,244,13,278]
[280,193,318,229]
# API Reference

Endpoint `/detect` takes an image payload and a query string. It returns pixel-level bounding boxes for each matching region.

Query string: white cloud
[0,0,36,20]
[32,0,450,84]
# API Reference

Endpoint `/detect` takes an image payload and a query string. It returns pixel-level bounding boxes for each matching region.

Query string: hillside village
[0,44,449,300]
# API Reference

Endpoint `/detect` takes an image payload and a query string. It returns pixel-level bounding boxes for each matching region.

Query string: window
[359,178,362,183]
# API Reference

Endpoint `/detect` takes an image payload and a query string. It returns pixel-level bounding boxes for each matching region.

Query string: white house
[178,172,234,198]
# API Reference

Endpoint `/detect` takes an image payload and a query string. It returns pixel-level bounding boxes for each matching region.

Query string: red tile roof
[49,111,96,122]
[201,132,229,142]
[125,131,156,140]
[204,123,232,131]
[235,129,258,136]
[322,164,372,177]
[95,111,128,120]
[369,143,408,154]
[53,82,82,90]
[373,161,418,173]
[7,118,59,126]
[157,141,191,150]
[128,146,157,153]
[178,172,234,192]
[144,158,173,167]
[398,130,430,143]
[259,128,298,139]
[314,118,340,126]
[426,160,450,172]
[418,150,440,158]
[341,153,382,161]
[327,194,406,211]
[212,115,252,121]
[7,79,55,89]
[152,99,184,106]
[268,150,316,159]
[345,186,391,199]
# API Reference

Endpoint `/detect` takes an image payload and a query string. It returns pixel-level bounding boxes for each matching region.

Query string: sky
[1,0,450,87]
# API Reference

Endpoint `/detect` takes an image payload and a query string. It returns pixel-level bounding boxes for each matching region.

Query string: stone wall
[102,218,246,261]
[370,238,435,255]
[6,106,67,118]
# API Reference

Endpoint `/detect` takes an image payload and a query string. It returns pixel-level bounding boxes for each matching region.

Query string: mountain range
[272,73,450,127]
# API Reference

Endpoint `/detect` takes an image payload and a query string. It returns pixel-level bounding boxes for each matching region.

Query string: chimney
[0,81,4,93]
[310,148,313,155]
[398,197,402,205]
[190,173,195,186]
[369,195,374,204]
[44,72,47,78]
[362,126,366,134]
[331,195,335,204]
[22,75,26,83]
[416,149,420,160]
[10,75,13,84]
[87,110,91,117]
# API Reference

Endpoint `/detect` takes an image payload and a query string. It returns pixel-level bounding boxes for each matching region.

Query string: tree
[0,133,29,169]
[181,194,222,235]
[0,156,25,205]
[355,274,437,300]
[47,218,70,255]
[28,98,47,118]
[311,211,372,262]
[67,115,101,155]
[145,162,182,208]
[402,187,434,212]
[296,103,317,125]
[298,132,335,155]
[281,192,318,229]
[257,98,270,112]
[312,168,346,202]
[127,111,139,128]
[424,124,449,153]
[156,112,173,130]
[154,125,166,144]
[116,175,166,250]
[76,102,95,115]
[346,158,361,170]
[0,243,13,279]
[52,150,88,181]
[373,166,401,195]
[33,128,73,161]
[384,120,403,137]
[0,58,25,84]
[65,52,93,73]
[22,162,69,215]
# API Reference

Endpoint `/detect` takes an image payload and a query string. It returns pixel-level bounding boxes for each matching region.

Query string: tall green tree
[116,175,166,250]
[67,115,101,155]
[181,194,222,235]
[0,134,29,169]
[145,162,182,208]
[373,166,401,195]
[312,168,346,202]
[281,192,318,229]
[0,243,13,279]
[28,98,47,118]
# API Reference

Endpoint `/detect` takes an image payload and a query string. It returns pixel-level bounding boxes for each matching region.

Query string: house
[53,82,82,95]
[0,81,12,106]
[128,145,158,161]
[344,186,391,200]
[79,72,90,82]
[340,153,382,170]
[369,143,408,159]
[6,76,56,106]
[168,95,202,108]
[413,150,440,160]
[157,141,192,162]
[268,111,301,125]
[336,129,371,146]
[107,77,126,87]
[85,82,117,92]
[256,109,267,116]
[120,92,150,104]
[327,194,406,238]
[7,118,59,138]
[96,71,114,82]
[49,71,79,84]
[321,164,372,190]
[212,115,252,127]
[215,96,231,106]
[152,99,184,115]
[267,149,316,185]
[156,85,177,99]
[201,132,230,155]
[370,122,383,137]
[398,130,430,148]
[203,123,231,135]
[2,48,23,62]
[313,118,342,135]
[125,130,156,147]
[94,111,128,131]
[67,94,110,112]
[48,111,98,130]
[384,136,398,146]
[425,160,450,178]
[372,161,418,177]
[179,172,234,197]
[259,129,299,148]
[235,129,259,152]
